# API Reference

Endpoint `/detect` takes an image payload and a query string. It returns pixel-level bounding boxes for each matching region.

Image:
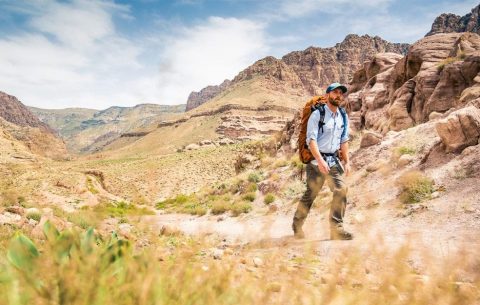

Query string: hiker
[292,82,353,240]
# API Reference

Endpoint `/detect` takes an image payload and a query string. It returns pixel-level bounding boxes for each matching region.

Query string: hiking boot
[330,225,353,240]
[292,222,305,239]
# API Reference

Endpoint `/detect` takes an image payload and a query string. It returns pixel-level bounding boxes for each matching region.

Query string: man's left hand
[344,161,351,176]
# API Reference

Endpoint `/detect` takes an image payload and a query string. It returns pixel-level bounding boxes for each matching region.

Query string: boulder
[435,106,480,152]
[185,143,200,151]
[360,131,383,148]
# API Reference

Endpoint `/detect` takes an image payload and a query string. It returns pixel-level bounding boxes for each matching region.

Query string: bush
[242,193,256,202]
[26,212,41,222]
[211,201,230,215]
[247,172,262,183]
[397,171,434,204]
[397,146,416,156]
[231,201,253,216]
[264,193,275,205]
[246,182,258,193]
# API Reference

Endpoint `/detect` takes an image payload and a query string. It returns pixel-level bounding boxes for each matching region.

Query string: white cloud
[0,0,153,109]
[155,16,269,104]
[0,2,269,109]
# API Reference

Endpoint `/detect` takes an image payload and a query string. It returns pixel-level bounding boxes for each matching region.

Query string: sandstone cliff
[0,91,67,159]
[426,4,480,36]
[348,32,480,134]
[186,34,408,111]
[186,79,231,111]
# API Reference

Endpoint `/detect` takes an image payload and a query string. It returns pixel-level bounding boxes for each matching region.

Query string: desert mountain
[30,104,185,154]
[426,3,480,36]
[0,91,67,160]
[103,34,408,158]
[186,34,409,112]
[186,79,232,111]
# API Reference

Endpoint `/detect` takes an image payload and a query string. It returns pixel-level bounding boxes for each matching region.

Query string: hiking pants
[293,162,347,228]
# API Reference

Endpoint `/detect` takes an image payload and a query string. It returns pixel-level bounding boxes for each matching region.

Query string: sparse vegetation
[397,146,416,155]
[264,193,276,205]
[230,201,252,216]
[437,52,466,72]
[247,171,263,183]
[242,192,256,202]
[397,171,435,204]
[25,212,41,222]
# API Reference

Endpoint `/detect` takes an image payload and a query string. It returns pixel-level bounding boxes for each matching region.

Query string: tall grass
[0,222,478,305]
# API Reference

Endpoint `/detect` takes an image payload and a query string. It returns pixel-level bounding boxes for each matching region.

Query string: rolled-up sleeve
[306,110,320,148]
[340,113,350,144]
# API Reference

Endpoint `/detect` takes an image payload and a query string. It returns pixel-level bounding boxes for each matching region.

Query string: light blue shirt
[306,105,349,167]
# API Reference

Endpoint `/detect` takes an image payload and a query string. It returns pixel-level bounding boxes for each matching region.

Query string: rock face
[426,4,480,36]
[186,80,231,111]
[235,34,408,96]
[0,92,54,132]
[0,91,67,159]
[348,32,480,134]
[435,106,480,153]
[186,34,408,111]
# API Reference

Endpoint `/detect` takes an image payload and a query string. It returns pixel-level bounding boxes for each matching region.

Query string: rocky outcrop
[235,34,408,97]
[426,4,480,36]
[186,34,409,111]
[435,106,480,153]
[0,91,67,159]
[348,32,480,134]
[186,79,232,111]
[0,91,54,133]
[216,113,292,140]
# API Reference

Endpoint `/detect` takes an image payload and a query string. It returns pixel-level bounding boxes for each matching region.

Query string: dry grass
[397,171,435,204]
[0,222,478,305]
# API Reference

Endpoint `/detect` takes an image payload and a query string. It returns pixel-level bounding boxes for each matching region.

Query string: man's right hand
[317,159,330,174]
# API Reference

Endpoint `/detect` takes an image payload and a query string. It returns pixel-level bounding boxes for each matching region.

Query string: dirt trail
[144,199,480,265]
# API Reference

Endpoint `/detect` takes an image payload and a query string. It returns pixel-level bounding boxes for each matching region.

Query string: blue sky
[0,0,478,109]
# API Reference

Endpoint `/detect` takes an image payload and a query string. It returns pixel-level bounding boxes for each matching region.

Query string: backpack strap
[339,106,347,140]
[315,104,326,134]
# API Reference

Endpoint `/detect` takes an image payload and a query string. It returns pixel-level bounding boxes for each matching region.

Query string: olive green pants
[293,162,347,229]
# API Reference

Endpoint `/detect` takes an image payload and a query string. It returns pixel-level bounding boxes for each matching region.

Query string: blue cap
[326,82,347,94]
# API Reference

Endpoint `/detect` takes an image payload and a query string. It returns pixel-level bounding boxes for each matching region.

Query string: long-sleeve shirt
[306,105,349,167]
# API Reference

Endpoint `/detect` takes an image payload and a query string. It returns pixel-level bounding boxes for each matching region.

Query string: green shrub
[397,146,416,155]
[242,193,256,202]
[231,201,253,216]
[246,182,258,193]
[397,171,434,204]
[211,201,230,215]
[26,212,41,222]
[264,193,275,205]
[247,172,262,183]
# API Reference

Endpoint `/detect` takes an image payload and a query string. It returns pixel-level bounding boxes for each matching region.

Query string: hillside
[185,34,408,112]
[0,91,67,160]
[30,104,186,154]
[102,34,408,157]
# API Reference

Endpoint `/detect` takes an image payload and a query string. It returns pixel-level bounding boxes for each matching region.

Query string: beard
[329,96,342,107]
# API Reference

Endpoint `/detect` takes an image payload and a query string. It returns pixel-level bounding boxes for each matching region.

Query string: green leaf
[43,220,60,244]
[7,233,39,270]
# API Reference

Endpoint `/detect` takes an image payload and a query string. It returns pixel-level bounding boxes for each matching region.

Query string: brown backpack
[298,96,347,164]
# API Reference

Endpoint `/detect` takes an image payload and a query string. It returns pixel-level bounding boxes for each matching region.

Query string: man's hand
[344,161,351,176]
[317,159,330,174]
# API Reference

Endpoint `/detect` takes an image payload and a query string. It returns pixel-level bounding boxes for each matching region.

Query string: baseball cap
[326,82,348,94]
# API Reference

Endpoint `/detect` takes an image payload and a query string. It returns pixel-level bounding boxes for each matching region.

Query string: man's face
[328,88,344,106]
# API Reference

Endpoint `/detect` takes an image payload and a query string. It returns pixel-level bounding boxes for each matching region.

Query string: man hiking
[292,82,353,240]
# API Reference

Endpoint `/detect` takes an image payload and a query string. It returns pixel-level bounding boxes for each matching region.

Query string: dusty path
[143,200,480,266]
